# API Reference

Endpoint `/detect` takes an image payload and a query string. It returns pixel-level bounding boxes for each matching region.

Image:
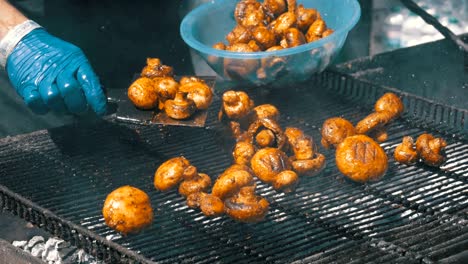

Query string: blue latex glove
[6,29,107,116]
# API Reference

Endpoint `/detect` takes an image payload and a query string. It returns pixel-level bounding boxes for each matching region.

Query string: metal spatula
[105,76,217,127]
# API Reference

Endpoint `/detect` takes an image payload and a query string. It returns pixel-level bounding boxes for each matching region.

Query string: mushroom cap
[233,141,256,165]
[102,185,153,235]
[394,136,418,164]
[255,129,276,148]
[355,111,393,134]
[153,77,179,100]
[320,117,356,149]
[226,25,253,45]
[263,0,287,18]
[290,153,326,176]
[212,168,254,200]
[127,77,158,110]
[273,170,299,192]
[251,26,277,50]
[253,104,280,121]
[141,58,173,78]
[154,157,191,191]
[251,147,291,183]
[164,92,196,120]
[225,186,269,223]
[285,127,314,160]
[374,92,404,117]
[199,193,225,217]
[269,11,297,37]
[179,82,213,110]
[415,134,447,167]
[296,4,319,32]
[335,135,388,182]
[178,173,212,197]
[221,90,255,120]
[281,27,306,48]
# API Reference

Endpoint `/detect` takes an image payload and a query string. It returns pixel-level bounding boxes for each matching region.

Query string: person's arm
[0,0,28,39]
[0,0,107,116]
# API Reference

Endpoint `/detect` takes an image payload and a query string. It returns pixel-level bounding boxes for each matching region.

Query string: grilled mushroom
[284,127,314,160]
[127,77,158,110]
[415,133,447,167]
[178,169,212,197]
[187,192,225,217]
[355,111,394,135]
[102,185,153,235]
[321,117,356,149]
[374,92,404,117]
[243,118,286,149]
[253,104,280,121]
[224,185,270,223]
[284,127,326,176]
[273,170,299,193]
[164,92,196,120]
[255,129,276,148]
[251,147,292,184]
[394,136,418,164]
[290,154,326,176]
[141,57,173,78]
[335,135,388,182]
[154,157,191,191]
[220,90,255,120]
[233,141,256,165]
[370,128,389,143]
[179,76,203,85]
[153,77,178,110]
[212,167,255,200]
[178,79,213,110]
[356,93,404,135]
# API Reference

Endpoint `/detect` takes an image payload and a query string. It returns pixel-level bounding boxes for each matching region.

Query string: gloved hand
[6,28,107,116]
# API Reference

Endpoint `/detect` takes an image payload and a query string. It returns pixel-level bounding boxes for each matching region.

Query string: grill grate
[1,69,467,263]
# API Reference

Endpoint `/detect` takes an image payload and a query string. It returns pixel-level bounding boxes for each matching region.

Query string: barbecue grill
[1,69,467,263]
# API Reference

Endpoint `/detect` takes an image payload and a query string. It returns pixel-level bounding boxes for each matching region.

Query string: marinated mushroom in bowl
[216,0,334,52]
[181,0,361,84]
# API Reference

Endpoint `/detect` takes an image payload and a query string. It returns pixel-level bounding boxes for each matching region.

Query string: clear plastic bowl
[180,0,361,85]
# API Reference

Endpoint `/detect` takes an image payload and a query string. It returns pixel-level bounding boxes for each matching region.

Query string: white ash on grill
[12,236,102,264]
